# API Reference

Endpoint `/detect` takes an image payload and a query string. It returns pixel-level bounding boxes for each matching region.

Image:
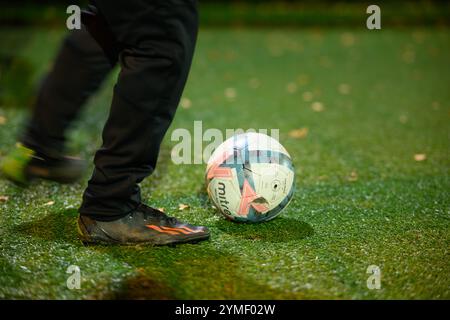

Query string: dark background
[1,1,449,27]
[0,0,449,106]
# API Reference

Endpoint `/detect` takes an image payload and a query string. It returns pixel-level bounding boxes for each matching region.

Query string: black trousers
[22,0,198,220]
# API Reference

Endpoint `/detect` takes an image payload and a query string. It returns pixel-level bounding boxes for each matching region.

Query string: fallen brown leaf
[399,115,408,124]
[340,32,355,47]
[302,91,313,102]
[402,49,415,64]
[348,171,358,182]
[414,154,426,161]
[178,203,190,211]
[431,101,440,110]
[180,97,192,109]
[286,82,297,93]
[338,84,351,95]
[289,128,308,139]
[311,102,324,112]
[43,201,55,206]
[136,267,145,274]
[0,195,9,202]
[224,88,237,100]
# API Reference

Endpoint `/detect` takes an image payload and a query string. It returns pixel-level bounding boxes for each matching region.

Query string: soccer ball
[205,132,295,223]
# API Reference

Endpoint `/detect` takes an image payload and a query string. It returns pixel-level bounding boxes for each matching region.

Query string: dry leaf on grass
[0,116,6,125]
[224,88,237,100]
[302,91,313,102]
[178,204,190,211]
[338,84,351,95]
[399,115,408,124]
[431,101,440,110]
[0,195,9,202]
[180,97,192,109]
[311,102,324,112]
[289,127,308,139]
[43,201,55,206]
[286,82,297,93]
[340,32,355,47]
[414,154,426,161]
[402,49,415,64]
[348,171,358,182]
[157,207,165,212]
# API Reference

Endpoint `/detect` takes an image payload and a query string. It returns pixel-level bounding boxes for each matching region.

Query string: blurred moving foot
[1,143,86,185]
[78,204,210,245]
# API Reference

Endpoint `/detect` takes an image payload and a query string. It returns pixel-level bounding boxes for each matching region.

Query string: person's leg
[78,0,209,245]
[79,0,199,220]
[1,26,113,185]
[22,26,113,157]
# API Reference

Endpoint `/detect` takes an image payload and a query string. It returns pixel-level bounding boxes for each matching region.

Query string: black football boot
[78,203,210,246]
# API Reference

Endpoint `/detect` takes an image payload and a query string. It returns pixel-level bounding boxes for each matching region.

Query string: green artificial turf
[0,26,449,299]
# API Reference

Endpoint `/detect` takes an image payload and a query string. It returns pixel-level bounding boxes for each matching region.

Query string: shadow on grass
[213,217,314,243]
[195,186,314,243]
[89,245,301,300]
[196,187,210,208]
[15,208,304,299]
[193,189,312,243]
[13,208,80,245]
[99,273,177,300]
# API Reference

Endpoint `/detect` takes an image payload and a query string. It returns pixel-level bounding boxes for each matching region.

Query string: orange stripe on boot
[146,225,180,235]
[160,226,191,234]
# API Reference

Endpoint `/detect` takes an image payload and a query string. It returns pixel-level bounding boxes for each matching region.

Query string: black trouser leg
[79,0,198,220]
[22,26,113,156]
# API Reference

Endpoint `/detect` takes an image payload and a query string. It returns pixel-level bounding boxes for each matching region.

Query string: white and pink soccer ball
[205,132,295,223]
